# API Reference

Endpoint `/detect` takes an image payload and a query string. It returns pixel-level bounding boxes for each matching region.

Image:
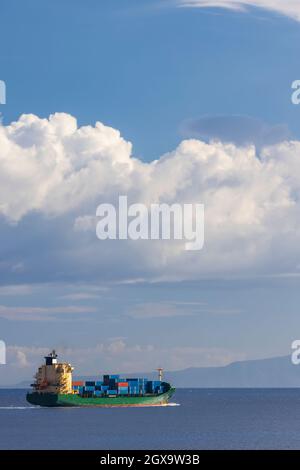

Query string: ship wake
[0,406,37,410]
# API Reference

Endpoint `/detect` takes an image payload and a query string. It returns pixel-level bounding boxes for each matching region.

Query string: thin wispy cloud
[128,301,241,318]
[0,284,33,296]
[128,302,197,318]
[178,1,300,22]
[59,292,102,301]
[0,305,97,321]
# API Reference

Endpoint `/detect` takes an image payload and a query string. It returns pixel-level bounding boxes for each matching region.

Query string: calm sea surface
[0,388,300,449]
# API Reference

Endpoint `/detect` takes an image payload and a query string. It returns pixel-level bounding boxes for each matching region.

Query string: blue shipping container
[85,381,95,386]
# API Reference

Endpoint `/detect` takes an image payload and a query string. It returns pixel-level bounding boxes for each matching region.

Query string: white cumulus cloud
[1,112,300,280]
[0,113,134,221]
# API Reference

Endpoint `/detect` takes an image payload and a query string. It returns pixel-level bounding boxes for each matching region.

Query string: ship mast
[157,368,163,381]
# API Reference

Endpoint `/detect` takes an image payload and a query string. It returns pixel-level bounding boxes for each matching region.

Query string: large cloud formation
[178,0,300,22]
[0,112,300,282]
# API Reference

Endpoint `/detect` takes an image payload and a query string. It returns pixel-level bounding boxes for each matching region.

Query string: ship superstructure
[32,350,73,395]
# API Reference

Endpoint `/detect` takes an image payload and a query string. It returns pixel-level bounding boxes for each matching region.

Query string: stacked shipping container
[71,375,167,398]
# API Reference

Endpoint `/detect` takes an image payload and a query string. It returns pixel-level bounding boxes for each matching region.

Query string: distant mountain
[6,355,300,389]
[161,355,300,388]
[70,355,300,388]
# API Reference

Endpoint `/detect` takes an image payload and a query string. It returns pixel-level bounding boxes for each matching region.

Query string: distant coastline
[2,355,299,389]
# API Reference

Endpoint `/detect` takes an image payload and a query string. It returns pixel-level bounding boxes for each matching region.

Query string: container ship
[26,350,175,407]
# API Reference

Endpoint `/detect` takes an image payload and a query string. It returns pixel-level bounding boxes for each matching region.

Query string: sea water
[1,388,300,449]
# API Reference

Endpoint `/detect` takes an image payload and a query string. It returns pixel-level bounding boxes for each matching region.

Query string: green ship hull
[26,388,175,407]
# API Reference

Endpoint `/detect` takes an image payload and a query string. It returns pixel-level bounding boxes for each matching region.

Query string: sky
[1,0,300,384]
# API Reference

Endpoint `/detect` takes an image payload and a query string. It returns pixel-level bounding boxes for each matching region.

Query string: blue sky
[1,0,300,384]
[2,0,300,159]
